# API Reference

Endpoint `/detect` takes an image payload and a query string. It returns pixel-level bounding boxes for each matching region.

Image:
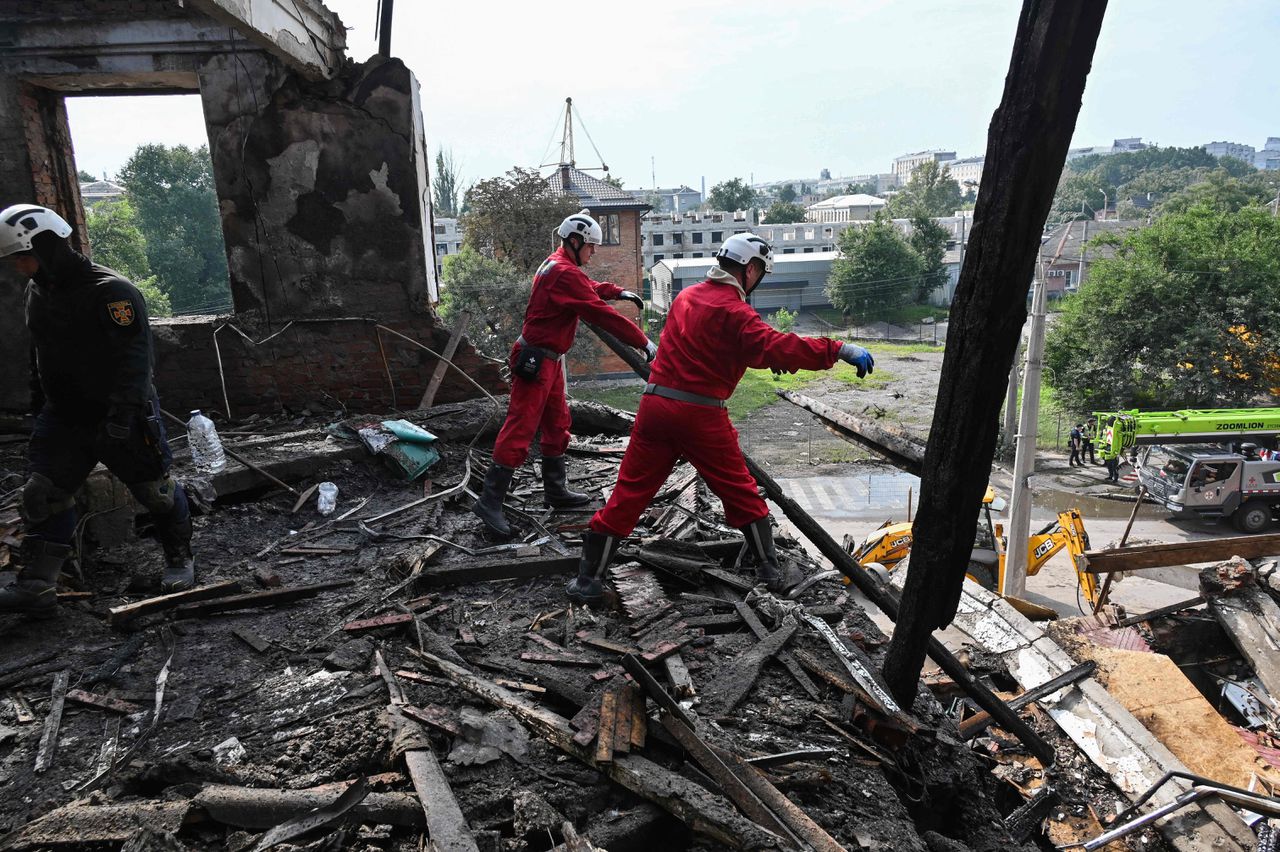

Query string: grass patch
[573,383,643,413]
[882,304,949,325]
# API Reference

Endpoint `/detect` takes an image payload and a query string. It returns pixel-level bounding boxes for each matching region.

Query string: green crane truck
[1093,408,1280,533]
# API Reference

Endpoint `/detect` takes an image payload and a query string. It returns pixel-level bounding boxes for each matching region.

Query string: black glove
[103,403,140,441]
[619,290,644,311]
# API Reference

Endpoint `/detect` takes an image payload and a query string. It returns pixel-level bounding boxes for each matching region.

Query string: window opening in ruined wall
[66,94,232,319]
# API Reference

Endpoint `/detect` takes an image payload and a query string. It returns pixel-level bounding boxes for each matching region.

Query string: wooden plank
[0,649,57,680]
[1205,583,1280,702]
[659,713,796,844]
[344,599,437,634]
[519,652,598,667]
[595,689,617,764]
[663,653,695,699]
[3,801,190,848]
[579,635,640,656]
[34,670,69,773]
[404,749,480,852]
[419,309,471,409]
[423,555,578,586]
[734,601,821,700]
[174,580,354,617]
[65,689,144,716]
[612,684,633,755]
[107,580,241,625]
[957,661,1096,739]
[401,704,460,737]
[703,622,797,715]
[194,784,422,828]
[1083,533,1280,573]
[629,685,647,750]
[414,648,780,850]
[780,390,925,475]
[1114,596,1205,628]
[232,628,273,653]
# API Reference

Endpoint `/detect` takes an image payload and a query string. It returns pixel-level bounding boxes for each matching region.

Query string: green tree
[433,147,463,218]
[1044,205,1280,413]
[438,246,528,358]
[908,214,949,303]
[603,174,624,189]
[707,178,757,211]
[770,305,797,334]
[1050,146,1224,221]
[77,169,98,183]
[844,180,878,196]
[778,184,798,203]
[84,199,172,317]
[461,167,580,273]
[887,160,963,218]
[118,143,230,314]
[1158,169,1279,216]
[826,214,922,320]
[763,201,808,224]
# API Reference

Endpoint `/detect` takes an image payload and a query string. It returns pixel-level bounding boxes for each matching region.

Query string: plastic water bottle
[187,410,226,475]
[317,482,338,515]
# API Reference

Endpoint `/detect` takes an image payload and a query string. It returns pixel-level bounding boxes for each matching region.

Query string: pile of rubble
[0,398,1276,851]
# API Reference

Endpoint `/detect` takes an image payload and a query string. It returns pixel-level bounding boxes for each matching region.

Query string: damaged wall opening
[0,0,504,419]
[67,92,233,318]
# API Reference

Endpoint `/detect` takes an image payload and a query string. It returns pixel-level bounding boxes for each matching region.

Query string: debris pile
[0,399,1276,850]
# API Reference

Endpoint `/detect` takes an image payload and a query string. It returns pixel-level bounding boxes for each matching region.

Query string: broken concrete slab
[937,571,1256,852]
[1201,558,1280,702]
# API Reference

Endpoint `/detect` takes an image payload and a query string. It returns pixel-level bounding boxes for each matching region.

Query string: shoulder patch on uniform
[535,258,558,280]
[107,299,135,327]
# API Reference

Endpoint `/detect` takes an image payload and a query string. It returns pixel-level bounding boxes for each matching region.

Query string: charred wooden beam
[885,0,1108,706]
[1083,534,1280,574]
[779,391,925,475]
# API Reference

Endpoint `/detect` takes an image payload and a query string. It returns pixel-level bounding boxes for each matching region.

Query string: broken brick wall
[568,208,647,377]
[151,315,503,417]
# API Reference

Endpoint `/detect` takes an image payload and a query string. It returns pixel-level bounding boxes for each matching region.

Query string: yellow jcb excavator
[844,487,1099,609]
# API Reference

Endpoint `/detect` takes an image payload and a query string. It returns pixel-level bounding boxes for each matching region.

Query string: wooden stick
[108,580,241,625]
[34,671,70,773]
[419,310,471,409]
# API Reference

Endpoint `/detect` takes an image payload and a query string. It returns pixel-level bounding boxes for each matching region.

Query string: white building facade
[432,217,465,277]
[892,150,955,184]
[640,209,755,270]
[804,194,888,223]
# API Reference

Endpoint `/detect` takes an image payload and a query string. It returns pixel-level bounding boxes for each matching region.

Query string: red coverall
[491,246,648,468]
[591,273,844,537]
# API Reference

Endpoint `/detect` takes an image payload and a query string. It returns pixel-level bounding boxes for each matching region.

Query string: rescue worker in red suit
[566,234,875,605]
[473,210,656,537]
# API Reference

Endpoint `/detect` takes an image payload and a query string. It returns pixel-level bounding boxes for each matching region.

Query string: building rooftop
[1042,219,1145,262]
[806,194,887,210]
[547,165,649,211]
[654,251,840,274]
[893,149,955,161]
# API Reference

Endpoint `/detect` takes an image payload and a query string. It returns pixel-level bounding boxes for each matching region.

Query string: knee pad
[20,473,76,525]
[128,475,178,515]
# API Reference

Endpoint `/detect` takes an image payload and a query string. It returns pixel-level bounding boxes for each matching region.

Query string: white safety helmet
[556,209,603,246]
[0,204,72,258]
[716,233,774,273]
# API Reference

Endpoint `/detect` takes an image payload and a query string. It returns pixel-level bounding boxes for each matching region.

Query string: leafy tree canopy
[118,143,230,314]
[707,178,757,212]
[886,160,962,218]
[77,169,98,183]
[438,246,527,358]
[84,198,172,317]
[844,180,878,196]
[461,167,580,273]
[1051,146,1231,221]
[763,201,808,224]
[778,184,798,203]
[908,214,950,303]
[826,214,923,320]
[1044,205,1280,414]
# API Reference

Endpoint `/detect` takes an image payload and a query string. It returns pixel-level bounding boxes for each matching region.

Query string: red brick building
[548,165,651,376]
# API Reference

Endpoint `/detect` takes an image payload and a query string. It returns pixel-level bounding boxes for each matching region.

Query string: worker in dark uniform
[566,234,875,605]
[0,204,196,616]
[472,210,655,538]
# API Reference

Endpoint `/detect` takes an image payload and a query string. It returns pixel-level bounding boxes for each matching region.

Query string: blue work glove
[619,290,644,311]
[838,343,874,378]
[644,340,658,363]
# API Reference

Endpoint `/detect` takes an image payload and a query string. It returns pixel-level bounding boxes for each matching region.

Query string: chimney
[560,164,572,191]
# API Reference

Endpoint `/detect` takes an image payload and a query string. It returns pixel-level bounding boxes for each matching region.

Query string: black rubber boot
[156,514,196,593]
[740,516,803,593]
[472,463,515,538]
[566,530,620,606]
[542,455,591,508]
[0,539,70,617]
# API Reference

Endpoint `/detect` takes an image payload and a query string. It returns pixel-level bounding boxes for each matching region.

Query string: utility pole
[377,0,394,57]
[560,97,575,166]
[1002,358,1019,454]
[1002,275,1048,600]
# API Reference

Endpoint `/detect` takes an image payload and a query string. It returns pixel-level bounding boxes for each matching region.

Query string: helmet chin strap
[565,235,584,266]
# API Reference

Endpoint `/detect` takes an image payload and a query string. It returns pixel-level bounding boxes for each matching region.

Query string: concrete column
[1003,277,1048,599]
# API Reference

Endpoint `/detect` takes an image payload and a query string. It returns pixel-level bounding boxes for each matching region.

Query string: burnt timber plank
[174,580,354,617]
[65,689,144,716]
[1083,534,1280,573]
[415,649,779,850]
[703,622,798,716]
[595,689,617,764]
[33,670,70,773]
[780,391,925,475]
[404,749,480,852]
[108,580,241,625]
[734,601,821,700]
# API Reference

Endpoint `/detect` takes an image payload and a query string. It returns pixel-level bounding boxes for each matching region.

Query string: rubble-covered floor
[0,400,1219,851]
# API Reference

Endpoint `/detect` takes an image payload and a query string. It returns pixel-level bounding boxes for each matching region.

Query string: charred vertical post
[883,0,1108,705]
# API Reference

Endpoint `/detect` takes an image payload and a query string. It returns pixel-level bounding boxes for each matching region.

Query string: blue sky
[67,0,1279,191]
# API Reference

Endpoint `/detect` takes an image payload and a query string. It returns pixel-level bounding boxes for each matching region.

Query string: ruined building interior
[0,2,1278,851]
